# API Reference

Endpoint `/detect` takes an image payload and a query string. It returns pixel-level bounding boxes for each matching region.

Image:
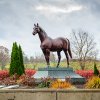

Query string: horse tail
[66,39,72,58]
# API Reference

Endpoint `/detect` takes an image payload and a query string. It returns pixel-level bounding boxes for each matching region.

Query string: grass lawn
[2,61,100,71]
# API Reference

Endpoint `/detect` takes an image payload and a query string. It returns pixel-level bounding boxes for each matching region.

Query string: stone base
[33,67,86,84]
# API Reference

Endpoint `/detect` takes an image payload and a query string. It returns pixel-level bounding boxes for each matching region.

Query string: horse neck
[38,31,48,43]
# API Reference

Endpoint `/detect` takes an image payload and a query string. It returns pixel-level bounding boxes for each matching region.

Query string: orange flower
[51,80,72,89]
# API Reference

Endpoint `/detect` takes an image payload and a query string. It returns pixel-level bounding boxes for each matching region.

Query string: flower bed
[75,70,94,79]
[0,69,100,89]
[0,69,36,80]
[25,69,36,77]
[0,70,9,80]
[0,69,96,80]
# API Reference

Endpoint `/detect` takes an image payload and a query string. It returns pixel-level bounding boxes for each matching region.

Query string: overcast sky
[0,0,100,58]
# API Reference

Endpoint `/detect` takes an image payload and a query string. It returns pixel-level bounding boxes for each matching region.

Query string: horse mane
[39,26,48,37]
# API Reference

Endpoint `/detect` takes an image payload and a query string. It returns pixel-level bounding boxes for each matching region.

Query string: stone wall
[0,89,100,100]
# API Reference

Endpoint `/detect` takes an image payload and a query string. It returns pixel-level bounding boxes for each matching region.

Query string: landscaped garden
[0,42,100,89]
[0,63,100,89]
[0,68,100,89]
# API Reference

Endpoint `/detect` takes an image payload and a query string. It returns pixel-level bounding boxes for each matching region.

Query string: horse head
[32,23,40,35]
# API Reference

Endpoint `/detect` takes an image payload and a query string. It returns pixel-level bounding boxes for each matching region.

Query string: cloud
[35,4,83,14]
[33,3,84,21]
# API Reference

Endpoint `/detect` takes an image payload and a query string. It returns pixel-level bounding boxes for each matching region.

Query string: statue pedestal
[33,67,86,84]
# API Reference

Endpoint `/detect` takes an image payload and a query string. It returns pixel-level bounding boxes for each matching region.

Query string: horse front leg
[56,51,61,68]
[64,50,69,67]
[43,49,50,68]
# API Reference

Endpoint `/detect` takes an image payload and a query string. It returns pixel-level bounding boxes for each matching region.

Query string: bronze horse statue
[32,23,72,67]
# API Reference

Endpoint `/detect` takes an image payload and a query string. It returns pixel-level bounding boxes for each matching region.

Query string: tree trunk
[79,60,85,70]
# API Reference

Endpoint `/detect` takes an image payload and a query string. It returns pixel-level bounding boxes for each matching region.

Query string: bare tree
[29,53,56,68]
[30,56,34,64]
[71,30,97,70]
[24,56,30,64]
[32,53,56,63]
[0,46,9,70]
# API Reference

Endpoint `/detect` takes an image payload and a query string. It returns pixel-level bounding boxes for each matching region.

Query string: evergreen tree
[94,62,99,76]
[9,42,24,76]
[19,45,25,73]
[9,42,15,75]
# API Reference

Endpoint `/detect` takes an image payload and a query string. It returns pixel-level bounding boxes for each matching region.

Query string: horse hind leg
[56,51,61,68]
[64,50,69,67]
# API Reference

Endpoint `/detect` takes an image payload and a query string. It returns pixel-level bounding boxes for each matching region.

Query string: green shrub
[19,45,25,74]
[94,63,99,76]
[9,42,25,76]
[85,76,100,89]
[38,78,52,88]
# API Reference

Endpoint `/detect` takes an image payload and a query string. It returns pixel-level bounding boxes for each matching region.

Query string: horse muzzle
[32,32,36,35]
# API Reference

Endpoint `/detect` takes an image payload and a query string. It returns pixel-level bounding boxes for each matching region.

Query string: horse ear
[34,24,36,27]
[37,23,39,27]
